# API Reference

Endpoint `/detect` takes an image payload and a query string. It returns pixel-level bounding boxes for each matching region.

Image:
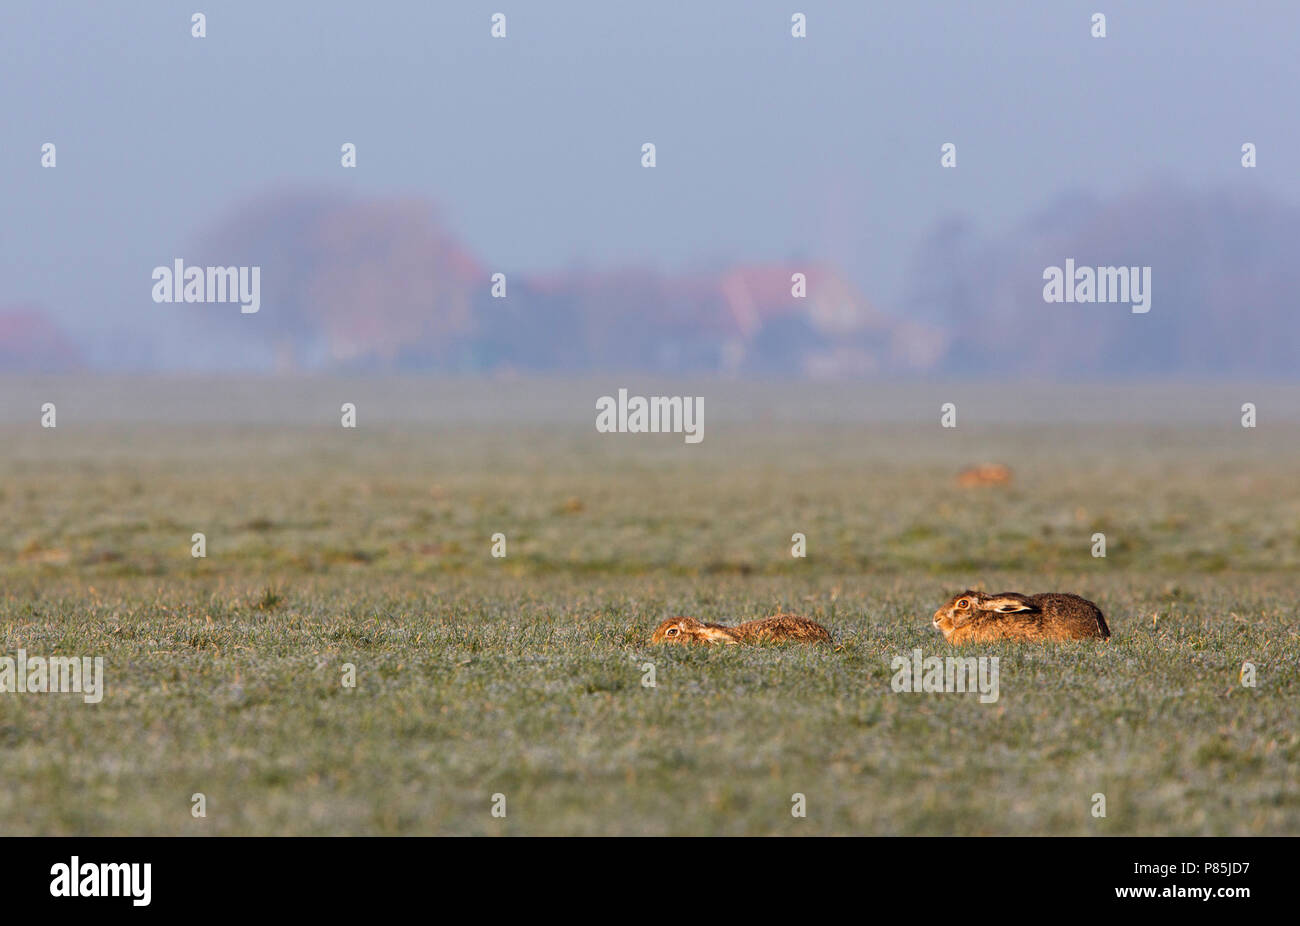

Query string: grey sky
[3,0,1297,344]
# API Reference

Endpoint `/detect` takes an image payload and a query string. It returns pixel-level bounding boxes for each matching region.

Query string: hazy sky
[3,0,1297,350]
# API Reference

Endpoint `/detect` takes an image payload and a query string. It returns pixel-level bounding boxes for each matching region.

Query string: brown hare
[651,614,832,645]
[956,463,1013,487]
[933,590,1110,644]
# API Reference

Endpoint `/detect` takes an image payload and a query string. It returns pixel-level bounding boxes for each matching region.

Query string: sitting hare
[933,590,1110,644]
[651,614,832,645]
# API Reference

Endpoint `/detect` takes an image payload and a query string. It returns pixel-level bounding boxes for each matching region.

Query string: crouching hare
[651,614,832,645]
[933,591,1110,644]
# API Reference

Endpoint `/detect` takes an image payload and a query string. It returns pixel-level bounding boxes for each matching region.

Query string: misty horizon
[5,1,1299,378]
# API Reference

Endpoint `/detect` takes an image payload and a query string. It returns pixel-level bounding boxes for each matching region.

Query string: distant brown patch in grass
[957,464,1013,487]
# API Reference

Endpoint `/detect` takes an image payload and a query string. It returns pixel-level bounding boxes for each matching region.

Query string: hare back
[731,614,832,643]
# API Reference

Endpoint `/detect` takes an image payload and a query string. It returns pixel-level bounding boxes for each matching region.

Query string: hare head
[650,616,740,645]
[932,591,1036,640]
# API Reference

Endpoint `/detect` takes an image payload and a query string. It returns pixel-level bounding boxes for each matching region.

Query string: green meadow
[1,378,1297,834]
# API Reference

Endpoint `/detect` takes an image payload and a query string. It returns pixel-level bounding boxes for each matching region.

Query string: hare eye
[667,628,678,635]
[957,599,970,609]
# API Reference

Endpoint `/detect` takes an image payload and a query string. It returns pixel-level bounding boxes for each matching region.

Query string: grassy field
[1,378,1298,835]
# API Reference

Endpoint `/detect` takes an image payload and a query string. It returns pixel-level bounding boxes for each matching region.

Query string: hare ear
[981,595,1036,614]
[697,625,737,644]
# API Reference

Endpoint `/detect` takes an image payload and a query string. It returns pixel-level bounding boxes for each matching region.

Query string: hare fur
[933,590,1110,643]
[651,614,832,645]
